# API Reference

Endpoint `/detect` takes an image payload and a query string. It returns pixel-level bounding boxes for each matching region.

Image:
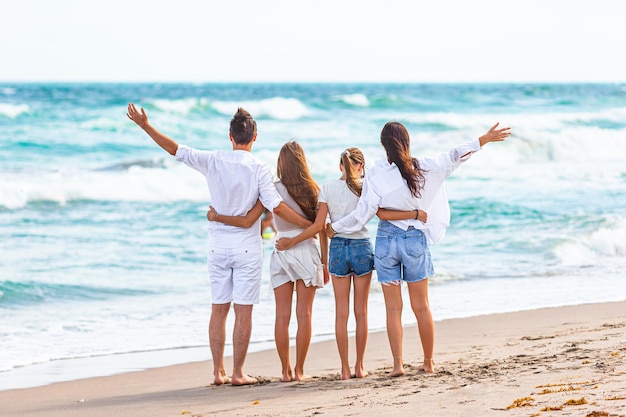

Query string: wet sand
[1,301,625,417]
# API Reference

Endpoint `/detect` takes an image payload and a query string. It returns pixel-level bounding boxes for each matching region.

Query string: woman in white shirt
[326,121,510,376]
[276,148,426,380]
[209,141,325,382]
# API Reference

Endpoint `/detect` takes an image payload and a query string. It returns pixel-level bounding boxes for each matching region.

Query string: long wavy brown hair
[380,122,426,197]
[340,147,365,197]
[276,141,320,222]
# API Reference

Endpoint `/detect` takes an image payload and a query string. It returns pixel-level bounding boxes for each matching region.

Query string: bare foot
[390,364,405,377]
[294,372,311,381]
[418,358,435,373]
[213,370,231,385]
[354,368,368,379]
[231,374,258,386]
[340,366,352,380]
[280,368,293,382]
[390,356,404,377]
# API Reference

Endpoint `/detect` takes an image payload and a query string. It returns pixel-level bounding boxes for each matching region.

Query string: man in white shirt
[127,104,309,386]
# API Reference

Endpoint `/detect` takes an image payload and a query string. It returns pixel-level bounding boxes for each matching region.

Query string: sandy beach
[1,301,624,417]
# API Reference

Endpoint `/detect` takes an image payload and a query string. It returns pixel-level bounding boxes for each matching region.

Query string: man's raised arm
[127,103,178,156]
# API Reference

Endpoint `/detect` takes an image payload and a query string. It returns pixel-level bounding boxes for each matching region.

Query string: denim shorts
[374,221,434,284]
[328,237,374,277]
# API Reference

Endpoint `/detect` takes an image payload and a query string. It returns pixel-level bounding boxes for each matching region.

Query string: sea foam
[333,93,370,107]
[0,166,209,209]
[212,97,311,120]
[0,103,29,118]
[552,219,626,267]
[150,98,209,115]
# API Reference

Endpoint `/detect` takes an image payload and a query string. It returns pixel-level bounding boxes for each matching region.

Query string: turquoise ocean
[1,83,625,390]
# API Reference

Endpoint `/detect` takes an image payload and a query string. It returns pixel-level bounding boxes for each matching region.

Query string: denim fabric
[374,221,434,283]
[328,237,374,277]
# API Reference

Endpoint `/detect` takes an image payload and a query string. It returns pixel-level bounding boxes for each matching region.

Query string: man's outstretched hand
[127,103,148,129]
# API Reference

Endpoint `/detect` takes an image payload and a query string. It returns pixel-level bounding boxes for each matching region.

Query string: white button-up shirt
[332,139,482,244]
[175,145,282,248]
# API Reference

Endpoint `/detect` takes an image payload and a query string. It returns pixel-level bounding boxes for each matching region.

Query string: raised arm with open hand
[127,103,178,156]
[479,122,511,147]
[126,103,148,128]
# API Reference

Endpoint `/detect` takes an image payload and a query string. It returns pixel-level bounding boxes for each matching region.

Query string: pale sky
[2,0,625,83]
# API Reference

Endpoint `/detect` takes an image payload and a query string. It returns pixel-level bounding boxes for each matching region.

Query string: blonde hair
[341,147,365,197]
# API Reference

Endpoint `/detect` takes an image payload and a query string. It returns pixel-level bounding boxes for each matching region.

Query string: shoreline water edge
[0,301,624,417]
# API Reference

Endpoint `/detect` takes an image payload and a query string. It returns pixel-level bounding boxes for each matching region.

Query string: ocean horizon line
[2,80,626,86]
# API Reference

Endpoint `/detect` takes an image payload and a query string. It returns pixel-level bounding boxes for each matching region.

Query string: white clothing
[332,139,481,244]
[207,243,263,304]
[270,230,324,289]
[175,145,282,248]
[272,182,308,233]
[318,179,369,240]
[270,181,323,289]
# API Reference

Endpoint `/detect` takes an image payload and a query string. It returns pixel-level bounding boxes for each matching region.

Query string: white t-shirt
[175,145,282,248]
[332,139,482,244]
[318,179,369,240]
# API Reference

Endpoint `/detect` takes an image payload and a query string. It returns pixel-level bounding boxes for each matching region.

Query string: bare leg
[407,279,435,373]
[332,275,352,380]
[209,303,231,385]
[294,279,316,381]
[231,303,257,385]
[353,272,372,378]
[381,283,404,377]
[274,281,294,382]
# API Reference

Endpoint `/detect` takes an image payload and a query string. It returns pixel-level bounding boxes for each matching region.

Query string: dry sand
[1,301,625,417]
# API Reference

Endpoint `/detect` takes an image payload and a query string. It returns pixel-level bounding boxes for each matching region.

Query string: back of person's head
[380,122,426,198]
[230,108,257,145]
[340,147,365,197]
[277,141,320,222]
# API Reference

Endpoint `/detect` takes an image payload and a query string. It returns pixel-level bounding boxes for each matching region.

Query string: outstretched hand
[127,103,148,129]
[479,122,511,146]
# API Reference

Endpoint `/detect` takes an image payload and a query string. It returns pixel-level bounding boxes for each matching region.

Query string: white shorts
[207,243,263,305]
[270,230,324,290]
